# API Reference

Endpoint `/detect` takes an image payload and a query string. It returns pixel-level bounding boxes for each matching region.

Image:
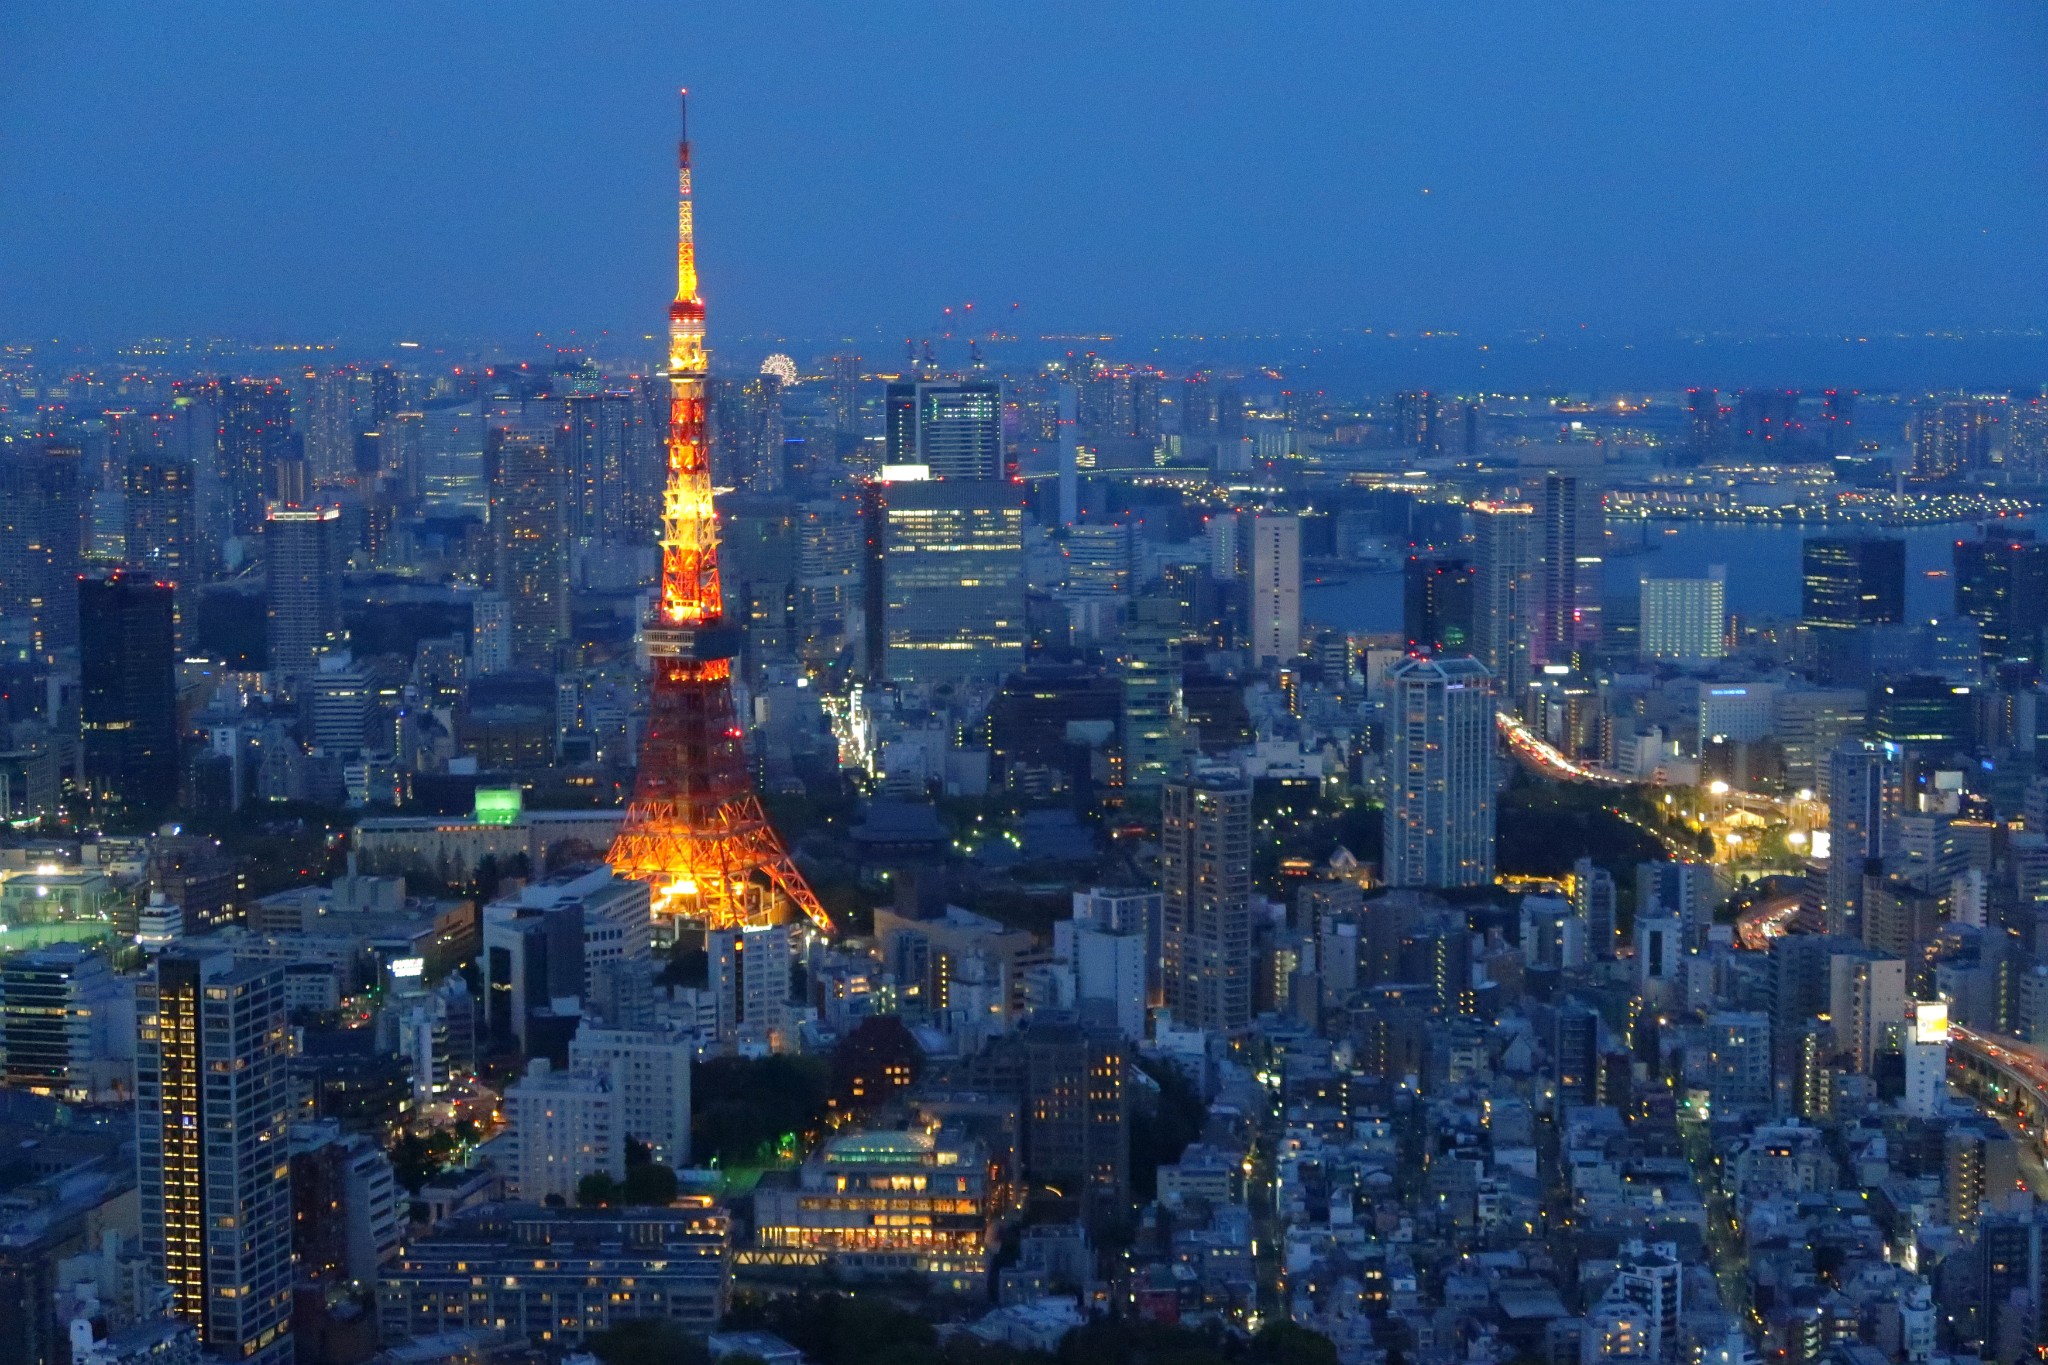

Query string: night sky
[3,2,2045,347]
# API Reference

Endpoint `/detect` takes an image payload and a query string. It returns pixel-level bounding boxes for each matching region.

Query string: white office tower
[569,1024,693,1167]
[1072,886,1163,1002]
[503,1057,623,1206]
[1638,571,1726,663]
[1053,919,1148,1041]
[1902,1000,1949,1118]
[1249,513,1301,667]
[1829,952,1906,1074]
[709,923,795,1053]
[1382,655,1496,889]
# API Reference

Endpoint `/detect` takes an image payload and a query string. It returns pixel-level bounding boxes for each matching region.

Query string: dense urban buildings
[2,71,2047,1365]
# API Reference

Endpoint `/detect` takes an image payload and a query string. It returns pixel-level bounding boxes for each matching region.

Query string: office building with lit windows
[80,572,178,811]
[1639,573,1725,664]
[377,1201,730,1346]
[136,951,294,1364]
[861,473,1026,685]
[748,1126,992,1293]
[884,381,1002,480]
[264,502,342,696]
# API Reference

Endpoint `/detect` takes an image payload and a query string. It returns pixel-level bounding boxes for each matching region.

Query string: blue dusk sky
[2,2,2044,348]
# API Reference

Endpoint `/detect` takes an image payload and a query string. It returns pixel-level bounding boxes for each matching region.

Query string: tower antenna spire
[675,88,697,304]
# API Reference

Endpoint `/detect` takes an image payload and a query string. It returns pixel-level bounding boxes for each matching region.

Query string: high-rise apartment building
[264,503,342,696]
[1382,655,1496,889]
[861,474,1026,685]
[1249,514,1301,668]
[0,442,83,663]
[568,1025,693,1168]
[137,952,294,1363]
[1391,390,1440,451]
[1537,470,1602,666]
[214,379,298,539]
[80,573,178,810]
[709,923,794,1051]
[828,355,862,437]
[1571,856,1618,959]
[123,451,198,596]
[503,1058,625,1206]
[1639,573,1726,663]
[714,373,785,492]
[485,427,570,672]
[560,389,655,543]
[1471,500,1537,700]
[1911,399,1992,482]
[1160,770,1253,1034]
[1825,742,1891,938]
[884,382,1002,480]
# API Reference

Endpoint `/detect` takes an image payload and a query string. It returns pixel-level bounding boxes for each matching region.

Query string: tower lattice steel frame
[608,92,829,932]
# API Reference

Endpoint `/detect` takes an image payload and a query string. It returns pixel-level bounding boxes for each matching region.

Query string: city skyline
[4,4,2046,354]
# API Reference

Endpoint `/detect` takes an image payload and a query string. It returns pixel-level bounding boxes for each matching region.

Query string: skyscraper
[1401,555,1476,655]
[0,441,83,664]
[1638,572,1726,663]
[1685,387,1728,459]
[1391,390,1440,451]
[861,473,1026,685]
[561,388,655,544]
[137,952,293,1363]
[1954,531,2048,667]
[884,381,1003,480]
[1801,535,1904,682]
[1160,770,1253,1034]
[124,451,197,640]
[1249,513,1301,668]
[1911,399,1991,482]
[263,503,342,697]
[713,372,785,492]
[1471,500,1537,701]
[1382,655,1496,889]
[485,426,571,672]
[80,573,177,811]
[828,354,862,438]
[214,378,298,539]
[1825,742,1891,938]
[1537,470,1601,667]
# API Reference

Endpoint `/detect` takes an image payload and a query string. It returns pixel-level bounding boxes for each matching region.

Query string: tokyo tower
[608,92,830,933]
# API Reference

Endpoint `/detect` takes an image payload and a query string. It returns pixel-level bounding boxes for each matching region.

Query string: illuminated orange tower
[608,93,829,932]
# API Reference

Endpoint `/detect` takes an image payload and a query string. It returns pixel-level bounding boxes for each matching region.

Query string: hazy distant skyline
[3,2,2045,348]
